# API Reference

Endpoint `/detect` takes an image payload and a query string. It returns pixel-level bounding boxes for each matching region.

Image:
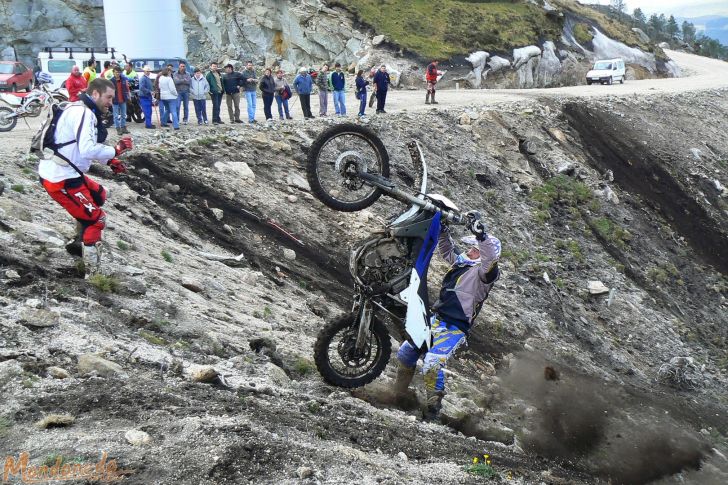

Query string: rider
[392,212,501,420]
[37,77,132,277]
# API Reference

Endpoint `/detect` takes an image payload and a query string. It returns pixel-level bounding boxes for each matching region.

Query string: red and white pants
[41,176,107,245]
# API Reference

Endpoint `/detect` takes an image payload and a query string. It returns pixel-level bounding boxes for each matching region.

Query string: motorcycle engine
[355,238,409,290]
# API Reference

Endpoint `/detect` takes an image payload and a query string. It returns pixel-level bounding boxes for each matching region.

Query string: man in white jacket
[38,77,133,277]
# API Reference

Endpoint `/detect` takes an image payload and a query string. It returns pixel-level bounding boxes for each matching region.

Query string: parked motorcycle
[126,78,144,123]
[307,123,474,388]
[0,78,61,132]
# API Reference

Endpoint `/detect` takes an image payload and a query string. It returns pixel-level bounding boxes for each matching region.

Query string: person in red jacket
[66,65,88,102]
[425,60,442,105]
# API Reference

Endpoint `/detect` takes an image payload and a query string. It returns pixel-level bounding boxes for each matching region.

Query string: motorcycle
[125,78,145,123]
[0,81,61,132]
[307,123,474,388]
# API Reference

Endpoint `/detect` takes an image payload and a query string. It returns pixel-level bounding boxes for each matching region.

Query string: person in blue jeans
[241,61,258,123]
[330,62,346,116]
[392,214,501,421]
[190,68,210,125]
[173,62,191,124]
[373,64,391,114]
[158,68,180,129]
[355,70,369,117]
[110,67,130,134]
[273,70,292,120]
[138,66,155,129]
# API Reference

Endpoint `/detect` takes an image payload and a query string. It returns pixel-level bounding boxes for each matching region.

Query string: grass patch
[42,454,85,468]
[161,250,174,263]
[465,455,497,478]
[330,0,562,59]
[501,248,529,269]
[0,416,11,437]
[196,137,217,146]
[140,330,168,346]
[556,239,584,262]
[591,217,632,249]
[87,274,120,293]
[531,175,594,223]
[573,23,594,45]
[11,184,25,193]
[116,240,130,251]
[294,357,316,376]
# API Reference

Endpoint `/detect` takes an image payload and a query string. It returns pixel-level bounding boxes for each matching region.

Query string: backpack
[31,102,87,177]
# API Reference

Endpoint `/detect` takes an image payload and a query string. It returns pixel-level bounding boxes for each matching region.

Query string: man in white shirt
[37,77,133,277]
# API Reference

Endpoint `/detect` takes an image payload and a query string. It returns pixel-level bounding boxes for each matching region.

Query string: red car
[0,61,34,92]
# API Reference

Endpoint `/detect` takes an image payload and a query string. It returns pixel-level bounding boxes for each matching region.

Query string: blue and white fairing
[399,212,441,351]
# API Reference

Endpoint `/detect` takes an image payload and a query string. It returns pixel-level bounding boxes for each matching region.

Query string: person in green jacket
[206,62,224,124]
[123,63,138,80]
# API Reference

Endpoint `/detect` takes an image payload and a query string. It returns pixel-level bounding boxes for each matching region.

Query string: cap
[143,65,151,72]
[460,235,479,247]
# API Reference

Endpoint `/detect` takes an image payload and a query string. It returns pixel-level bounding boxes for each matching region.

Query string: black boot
[431,92,439,105]
[425,92,431,105]
[423,390,444,421]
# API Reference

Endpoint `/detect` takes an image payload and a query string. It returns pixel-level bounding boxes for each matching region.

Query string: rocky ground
[1,87,727,484]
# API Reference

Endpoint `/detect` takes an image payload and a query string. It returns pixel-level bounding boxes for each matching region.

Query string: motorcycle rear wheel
[130,103,144,123]
[0,107,17,132]
[307,123,390,212]
[314,312,391,388]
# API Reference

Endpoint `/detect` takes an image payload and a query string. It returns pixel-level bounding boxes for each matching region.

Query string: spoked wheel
[130,100,144,123]
[307,123,390,212]
[314,313,392,388]
[0,107,17,132]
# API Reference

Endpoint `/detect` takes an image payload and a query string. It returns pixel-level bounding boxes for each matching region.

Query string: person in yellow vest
[104,60,120,80]
[83,59,97,83]
[123,63,138,80]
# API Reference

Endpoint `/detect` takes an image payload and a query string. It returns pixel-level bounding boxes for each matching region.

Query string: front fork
[352,294,374,353]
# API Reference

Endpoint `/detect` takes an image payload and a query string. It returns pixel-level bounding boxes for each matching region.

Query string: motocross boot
[431,92,439,104]
[82,242,103,279]
[65,221,83,257]
[425,92,431,105]
[393,364,416,396]
[423,390,444,421]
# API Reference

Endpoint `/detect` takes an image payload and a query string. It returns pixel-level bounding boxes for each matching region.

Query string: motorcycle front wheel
[0,107,17,132]
[307,123,390,212]
[130,101,144,123]
[314,312,392,388]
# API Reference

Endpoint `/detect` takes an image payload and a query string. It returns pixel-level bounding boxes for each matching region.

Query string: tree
[666,15,680,42]
[648,14,666,41]
[632,8,646,27]
[610,0,626,21]
[681,21,696,45]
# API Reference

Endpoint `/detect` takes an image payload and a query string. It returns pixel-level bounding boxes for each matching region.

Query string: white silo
[103,0,185,59]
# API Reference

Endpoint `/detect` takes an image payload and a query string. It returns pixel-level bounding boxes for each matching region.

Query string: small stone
[166,218,180,233]
[180,278,203,293]
[223,224,234,234]
[211,208,224,221]
[557,162,575,175]
[125,429,152,446]
[459,113,471,125]
[286,172,311,191]
[19,308,60,328]
[588,281,610,295]
[397,451,408,462]
[189,365,219,383]
[283,248,296,261]
[265,362,290,387]
[77,354,126,377]
[47,366,70,379]
[24,299,43,309]
[120,266,145,276]
[372,34,386,46]
[296,466,314,479]
[138,168,150,176]
[5,270,20,279]
[35,414,75,429]
[287,195,298,203]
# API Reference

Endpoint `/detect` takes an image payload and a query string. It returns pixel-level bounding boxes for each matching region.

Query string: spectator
[241,61,258,124]
[259,67,276,123]
[100,61,112,80]
[66,65,87,102]
[111,67,130,135]
[373,64,391,114]
[105,60,120,80]
[222,64,243,123]
[158,68,179,130]
[83,59,97,83]
[273,69,292,120]
[293,67,314,119]
[425,60,441,104]
[190,68,210,125]
[355,69,369,118]
[316,63,329,116]
[123,63,138,81]
[138,65,155,130]
[173,62,192,125]
[206,62,224,124]
[330,62,346,116]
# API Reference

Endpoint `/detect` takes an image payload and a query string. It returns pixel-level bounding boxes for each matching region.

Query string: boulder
[513,45,541,69]
[125,429,152,446]
[77,354,126,378]
[587,281,610,295]
[47,367,70,379]
[189,365,219,383]
[372,35,385,46]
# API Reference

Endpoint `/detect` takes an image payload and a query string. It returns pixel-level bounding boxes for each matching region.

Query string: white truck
[585,58,626,85]
[36,47,122,89]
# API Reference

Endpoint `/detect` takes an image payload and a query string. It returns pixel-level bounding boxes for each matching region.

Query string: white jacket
[190,75,210,100]
[158,76,178,100]
[37,103,115,183]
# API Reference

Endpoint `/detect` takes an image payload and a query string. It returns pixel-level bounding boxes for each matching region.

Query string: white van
[585,58,625,85]
[36,47,120,89]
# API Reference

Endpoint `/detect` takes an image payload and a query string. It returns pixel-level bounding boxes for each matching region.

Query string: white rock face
[466,51,489,88]
[513,45,542,69]
[591,29,657,72]
[537,41,561,87]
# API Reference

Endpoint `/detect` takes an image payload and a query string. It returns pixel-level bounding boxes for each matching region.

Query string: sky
[582,1,728,17]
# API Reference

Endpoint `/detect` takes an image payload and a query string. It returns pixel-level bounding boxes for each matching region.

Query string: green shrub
[88,274,120,293]
[116,240,130,251]
[592,217,632,249]
[573,23,594,44]
[161,250,174,263]
[140,330,168,346]
[11,184,25,193]
[294,357,315,376]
